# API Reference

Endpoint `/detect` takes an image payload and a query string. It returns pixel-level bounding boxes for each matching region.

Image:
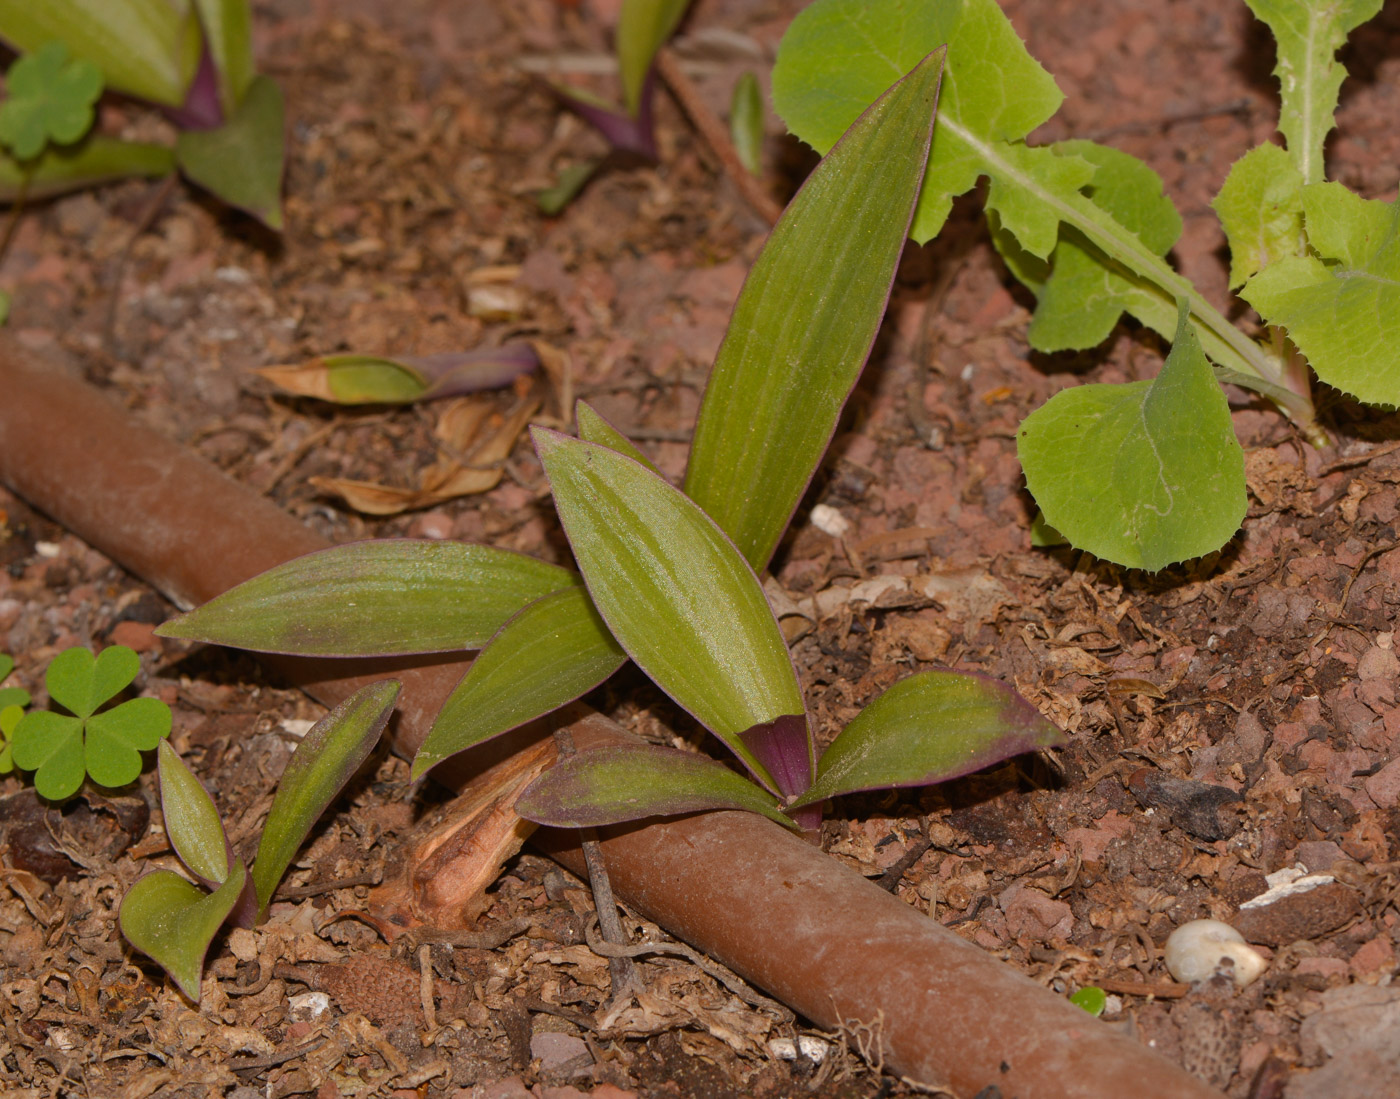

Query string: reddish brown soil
[3,0,1400,1096]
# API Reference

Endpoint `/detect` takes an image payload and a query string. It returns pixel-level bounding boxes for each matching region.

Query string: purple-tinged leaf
[251,681,398,920]
[738,713,811,801]
[256,344,538,405]
[789,670,1064,810]
[119,860,247,1002]
[156,540,578,656]
[193,0,255,120]
[175,74,285,230]
[517,744,796,830]
[412,586,627,779]
[684,48,945,571]
[166,45,224,131]
[550,73,658,160]
[617,0,690,115]
[157,741,230,889]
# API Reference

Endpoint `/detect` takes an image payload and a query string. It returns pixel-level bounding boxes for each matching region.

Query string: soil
[3,0,1400,1096]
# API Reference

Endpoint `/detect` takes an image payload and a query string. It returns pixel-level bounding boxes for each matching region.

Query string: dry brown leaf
[254,362,341,402]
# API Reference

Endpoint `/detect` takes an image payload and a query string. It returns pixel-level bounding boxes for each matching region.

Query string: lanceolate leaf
[251,680,398,919]
[1243,0,1383,185]
[516,744,796,830]
[686,45,944,571]
[175,74,285,230]
[1018,303,1246,571]
[576,401,657,472]
[119,861,247,1002]
[536,430,804,791]
[413,586,627,778]
[158,741,230,888]
[255,345,539,405]
[729,72,764,176]
[790,670,1063,809]
[1212,143,1305,289]
[157,540,578,656]
[1242,185,1400,407]
[616,0,691,115]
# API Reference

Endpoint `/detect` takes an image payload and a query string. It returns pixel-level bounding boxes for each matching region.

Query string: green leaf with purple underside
[175,74,285,230]
[516,744,796,830]
[535,430,805,792]
[412,586,627,778]
[157,540,578,656]
[119,860,247,1002]
[616,0,691,116]
[158,740,230,888]
[788,670,1063,810]
[251,680,398,920]
[684,45,944,572]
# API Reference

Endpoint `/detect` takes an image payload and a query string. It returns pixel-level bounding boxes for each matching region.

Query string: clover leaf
[0,703,21,773]
[10,645,170,800]
[0,42,104,161]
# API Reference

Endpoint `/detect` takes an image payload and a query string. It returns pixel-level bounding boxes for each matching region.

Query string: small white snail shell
[1164,919,1267,988]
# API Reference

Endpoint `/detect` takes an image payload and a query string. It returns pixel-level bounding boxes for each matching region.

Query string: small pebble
[1164,919,1267,988]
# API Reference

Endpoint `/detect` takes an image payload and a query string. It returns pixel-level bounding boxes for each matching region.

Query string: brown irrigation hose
[0,339,1225,1098]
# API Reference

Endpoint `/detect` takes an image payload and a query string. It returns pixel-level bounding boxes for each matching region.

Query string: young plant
[9,645,171,801]
[119,681,398,1001]
[771,0,1389,571]
[0,0,285,229]
[157,46,1061,833]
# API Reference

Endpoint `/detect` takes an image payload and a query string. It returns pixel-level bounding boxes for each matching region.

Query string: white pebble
[1164,919,1266,988]
[810,504,850,538]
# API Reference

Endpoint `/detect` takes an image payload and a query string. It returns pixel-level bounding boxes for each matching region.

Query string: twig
[275,869,382,900]
[653,47,783,227]
[229,1037,327,1074]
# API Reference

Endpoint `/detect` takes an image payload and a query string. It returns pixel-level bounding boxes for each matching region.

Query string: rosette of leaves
[9,645,171,801]
[119,681,398,1001]
[158,47,1060,835]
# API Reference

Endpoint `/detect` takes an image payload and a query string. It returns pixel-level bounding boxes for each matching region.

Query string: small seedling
[772,0,1392,571]
[10,645,171,801]
[157,47,1062,834]
[1069,986,1107,1016]
[119,680,398,1001]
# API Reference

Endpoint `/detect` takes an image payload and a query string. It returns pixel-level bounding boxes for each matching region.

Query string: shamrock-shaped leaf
[119,860,247,1002]
[0,42,104,160]
[10,646,171,800]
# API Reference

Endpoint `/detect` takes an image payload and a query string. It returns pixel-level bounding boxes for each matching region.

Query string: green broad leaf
[1243,0,1383,186]
[0,0,202,108]
[1242,184,1400,407]
[1070,986,1108,1016]
[575,401,657,472]
[729,72,764,176]
[413,586,626,778]
[790,670,1062,809]
[1212,143,1305,289]
[157,539,578,656]
[175,74,285,230]
[0,704,21,772]
[536,430,804,791]
[0,136,174,201]
[119,861,247,1002]
[46,645,139,720]
[193,0,255,118]
[158,741,230,887]
[616,0,690,115]
[1018,302,1246,571]
[516,744,796,830]
[686,45,944,571]
[0,42,103,159]
[10,711,85,799]
[85,697,172,789]
[251,680,398,919]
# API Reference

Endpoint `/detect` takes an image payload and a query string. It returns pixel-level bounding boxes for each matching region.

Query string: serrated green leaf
[252,681,398,919]
[0,704,21,772]
[576,401,656,471]
[686,45,944,571]
[413,586,627,778]
[516,744,796,830]
[157,540,578,656]
[729,72,764,176]
[0,42,103,159]
[1243,0,1383,185]
[193,0,255,118]
[0,136,174,201]
[86,697,171,788]
[1018,302,1246,570]
[790,670,1063,809]
[45,645,138,719]
[158,741,230,886]
[616,0,690,115]
[1213,143,1305,289]
[537,430,804,791]
[0,0,202,107]
[175,74,285,230]
[119,861,246,1002]
[10,710,85,799]
[1242,184,1400,407]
